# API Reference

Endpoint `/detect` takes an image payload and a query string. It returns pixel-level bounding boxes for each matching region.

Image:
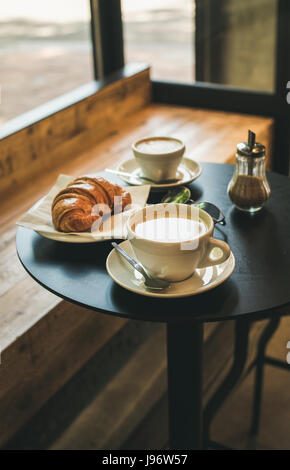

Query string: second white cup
[132,136,185,182]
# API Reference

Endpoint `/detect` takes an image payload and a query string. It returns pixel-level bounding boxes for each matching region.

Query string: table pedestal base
[167,321,203,450]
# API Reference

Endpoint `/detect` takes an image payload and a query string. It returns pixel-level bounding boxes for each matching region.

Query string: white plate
[36,230,98,243]
[117,157,202,189]
[106,240,235,298]
[22,181,150,243]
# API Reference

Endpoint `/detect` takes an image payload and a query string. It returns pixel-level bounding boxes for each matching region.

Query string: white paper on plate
[16,174,150,241]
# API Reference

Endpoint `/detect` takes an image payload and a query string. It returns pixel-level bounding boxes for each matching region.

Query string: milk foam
[136,138,182,154]
[135,217,207,243]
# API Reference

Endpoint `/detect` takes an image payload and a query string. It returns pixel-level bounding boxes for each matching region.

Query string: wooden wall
[0,68,151,199]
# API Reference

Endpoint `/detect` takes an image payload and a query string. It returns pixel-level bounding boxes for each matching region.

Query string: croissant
[52,176,132,232]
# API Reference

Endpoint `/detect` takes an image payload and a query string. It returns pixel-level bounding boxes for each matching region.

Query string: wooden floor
[211,316,290,450]
[122,318,290,450]
[5,316,290,450]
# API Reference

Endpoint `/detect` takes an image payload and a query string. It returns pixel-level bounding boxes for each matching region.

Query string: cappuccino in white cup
[132,136,185,182]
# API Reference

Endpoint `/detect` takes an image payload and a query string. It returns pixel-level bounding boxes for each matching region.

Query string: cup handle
[196,238,231,268]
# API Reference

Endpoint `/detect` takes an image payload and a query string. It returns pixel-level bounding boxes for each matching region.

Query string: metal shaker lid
[237,130,265,158]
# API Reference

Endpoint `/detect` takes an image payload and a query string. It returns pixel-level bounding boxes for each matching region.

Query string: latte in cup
[136,138,183,155]
[127,203,231,282]
[135,217,207,243]
[132,136,185,182]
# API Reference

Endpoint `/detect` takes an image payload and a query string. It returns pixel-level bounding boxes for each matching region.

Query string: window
[122,0,276,92]
[0,0,93,125]
[122,0,195,83]
[195,0,277,92]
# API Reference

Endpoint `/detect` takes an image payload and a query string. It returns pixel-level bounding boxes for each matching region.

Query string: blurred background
[0,0,276,125]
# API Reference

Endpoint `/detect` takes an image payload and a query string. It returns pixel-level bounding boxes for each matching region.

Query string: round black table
[16,163,290,450]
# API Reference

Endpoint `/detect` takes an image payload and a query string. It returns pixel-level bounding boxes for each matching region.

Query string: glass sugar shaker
[227,130,271,212]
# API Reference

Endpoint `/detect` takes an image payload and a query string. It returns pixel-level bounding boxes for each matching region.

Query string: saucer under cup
[117,157,202,189]
[106,240,235,298]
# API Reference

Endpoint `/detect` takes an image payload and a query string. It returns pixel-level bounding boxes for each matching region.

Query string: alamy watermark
[89,200,202,250]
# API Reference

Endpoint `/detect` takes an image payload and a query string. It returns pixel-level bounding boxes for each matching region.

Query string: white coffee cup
[132,136,185,182]
[127,203,231,282]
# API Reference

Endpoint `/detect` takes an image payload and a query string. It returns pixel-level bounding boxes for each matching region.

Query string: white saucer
[106,240,235,299]
[117,157,202,189]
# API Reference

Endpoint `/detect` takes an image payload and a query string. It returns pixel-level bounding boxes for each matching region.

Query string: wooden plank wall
[0,68,151,199]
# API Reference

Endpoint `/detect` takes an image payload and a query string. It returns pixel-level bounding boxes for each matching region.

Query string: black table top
[16,162,290,324]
